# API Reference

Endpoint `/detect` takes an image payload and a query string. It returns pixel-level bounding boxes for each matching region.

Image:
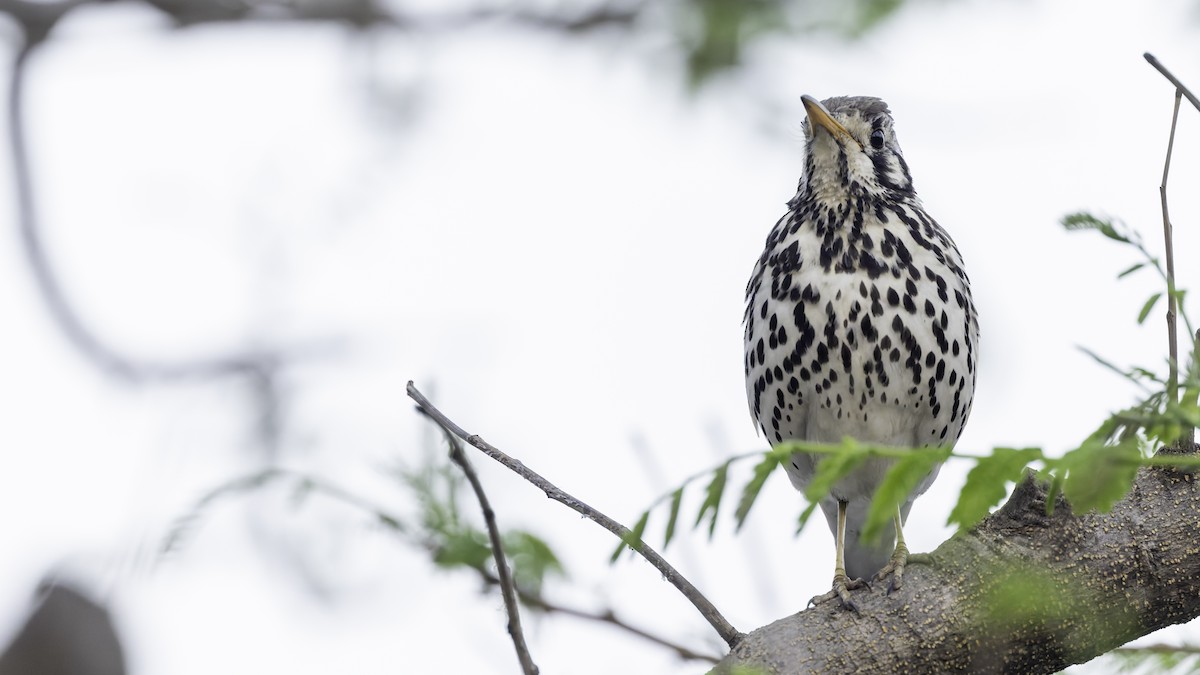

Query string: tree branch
[1145,53,1200,114]
[473,567,722,664]
[435,419,539,675]
[716,466,1200,673]
[405,381,744,649]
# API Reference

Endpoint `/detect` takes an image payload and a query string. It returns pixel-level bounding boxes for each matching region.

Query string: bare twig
[406,381,743,649]
[1146,52,1196,447]
[474,567,722,664]
[436,421,539,675]
[1159,91,1181,420]
[1145,53,1200,114]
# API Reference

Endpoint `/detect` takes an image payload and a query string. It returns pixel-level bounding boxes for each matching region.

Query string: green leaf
[793,439,870,533]
[801,440,869,505]
[377,513,405,532]
[1061,212,1129,243]
[862,446,951,543]
[735,454,778,531]
[663,488,684,549]
[434,530,491,570]
[796,500,821,534]
[1060,437,1141,513]
[504,530,565,595]
[1117,262,1146,279]
[947,447,1043,530]
[694,461,730,539]
[611,511,650,563]
[1138,293,1162,325]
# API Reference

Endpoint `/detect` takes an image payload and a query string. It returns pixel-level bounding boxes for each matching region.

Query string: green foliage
[434,529,492,569]
[734,454,778,531]
[611,511,651,562]
[947,447,1042,530]
[862,445,951,543]
[696,460,732,537]
[664,487,685,547]
[1051,435,1141,513]
[671,0,916,87]
[981,563,1076,627]
[504,531,565,596]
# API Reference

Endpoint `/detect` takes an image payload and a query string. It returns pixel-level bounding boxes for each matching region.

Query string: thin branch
[436,420,539,675]
[406,381,744,649]
[474,567,722,664]
[1145,53,1200,114]
[1159,90,1182,426]
[1146,52,1196,448]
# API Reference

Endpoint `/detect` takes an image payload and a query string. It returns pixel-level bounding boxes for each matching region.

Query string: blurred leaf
[862,446,950,543]
[797,499,821,534]
[735,453,778,531]
[611,511,650,562]
[982,562,1075,627]
[947,447,1043,531]
[679,0,786,87]
[694,461,730,539]
[1118,262,1147,279]
[1059,436,1141,513]
[1062,211,1130,243]
[435,530,491,569]
[663,487,684,548]
[1139,293,1163,324]
[377,513,404,531]
[852,0,904,34]
[793,439,870,531]
[1044,466,1064,516]
[504,530,566,595]
[801,439,869,505]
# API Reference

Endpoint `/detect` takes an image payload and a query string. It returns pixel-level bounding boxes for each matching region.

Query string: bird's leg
[808,499,868,611]
[873,504,910,593]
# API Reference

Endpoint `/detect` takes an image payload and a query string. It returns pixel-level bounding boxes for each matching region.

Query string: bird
[743,95,978,609]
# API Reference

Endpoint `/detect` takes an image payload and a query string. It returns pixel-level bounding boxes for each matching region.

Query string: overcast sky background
[2,0,1199,672]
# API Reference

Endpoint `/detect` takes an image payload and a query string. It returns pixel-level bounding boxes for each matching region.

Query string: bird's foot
[873,543,910,594]
[808,573,869,612]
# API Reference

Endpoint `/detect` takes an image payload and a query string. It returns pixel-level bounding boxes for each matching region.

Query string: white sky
[1,0,1199,672]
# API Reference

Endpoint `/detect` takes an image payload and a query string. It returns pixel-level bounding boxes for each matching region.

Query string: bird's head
[796,95,915,203]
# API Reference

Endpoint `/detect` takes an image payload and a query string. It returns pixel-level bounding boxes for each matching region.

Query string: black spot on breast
[860,315,878,342]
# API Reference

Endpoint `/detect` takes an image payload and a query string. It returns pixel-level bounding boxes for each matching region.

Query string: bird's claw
[808,573,869,611]
[873,544,910,594]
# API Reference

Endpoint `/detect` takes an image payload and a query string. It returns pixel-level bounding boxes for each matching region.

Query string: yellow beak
[802,95,861,150]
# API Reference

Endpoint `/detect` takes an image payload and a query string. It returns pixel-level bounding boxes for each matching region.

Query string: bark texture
[715,462,1200,674]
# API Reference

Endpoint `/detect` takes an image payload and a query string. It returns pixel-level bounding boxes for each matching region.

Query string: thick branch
[406,382,744,649]
[717,464,1200,674]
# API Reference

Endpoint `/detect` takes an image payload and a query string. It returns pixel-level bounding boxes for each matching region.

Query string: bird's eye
[869,129,886,150]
